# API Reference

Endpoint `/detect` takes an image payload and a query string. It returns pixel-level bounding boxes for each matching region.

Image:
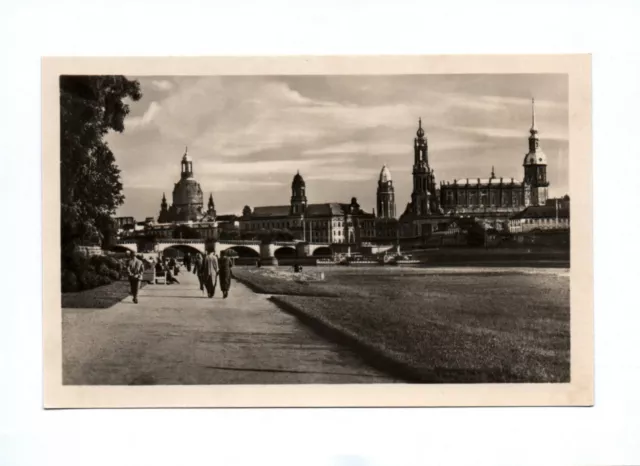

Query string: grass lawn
[238,266,570,383]
[233,268,345,297]
[62,279,144,309]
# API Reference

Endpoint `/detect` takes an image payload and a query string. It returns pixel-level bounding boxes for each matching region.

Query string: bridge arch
[312,246,332,257]
[274,246,296,259]
[157,242,205,254]
[160,244,204,256]
[223,245,260,258]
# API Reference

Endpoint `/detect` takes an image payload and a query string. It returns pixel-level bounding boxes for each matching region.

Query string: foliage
[63,251,126,292]
[60,75,142,256]
[61,269,79,292]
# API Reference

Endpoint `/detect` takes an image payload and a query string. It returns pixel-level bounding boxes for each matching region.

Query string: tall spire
[530,98,537,133]
[491,166,495,178]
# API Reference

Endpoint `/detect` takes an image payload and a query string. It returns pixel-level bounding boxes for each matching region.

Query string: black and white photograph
[43,56,593,407]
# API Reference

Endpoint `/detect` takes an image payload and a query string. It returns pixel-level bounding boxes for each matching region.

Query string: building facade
[400,99,554,238]
[508,205,570,233]
[438,99,549,215]
[113,216,135,230]
[239,172,375,244]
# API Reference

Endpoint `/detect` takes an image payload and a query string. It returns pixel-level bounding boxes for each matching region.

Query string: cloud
[126,101,161,128]
[201,179,285,191]
[200,158,329,176]
[110,74,569,219]
[151,79,173,91]
[305,170,379,182]
[302,141,407,156]
[442,124,568,141]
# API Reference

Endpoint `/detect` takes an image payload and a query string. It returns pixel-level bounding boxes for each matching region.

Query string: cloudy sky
[106,74,569,219]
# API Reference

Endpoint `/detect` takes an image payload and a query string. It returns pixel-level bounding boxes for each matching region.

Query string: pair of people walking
[193,247,233,299]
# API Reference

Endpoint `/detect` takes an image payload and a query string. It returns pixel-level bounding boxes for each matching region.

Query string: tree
[60,75,142,261]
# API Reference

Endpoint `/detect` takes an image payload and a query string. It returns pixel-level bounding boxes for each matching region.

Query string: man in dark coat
[193,253,204,292]
[218,250,234,299]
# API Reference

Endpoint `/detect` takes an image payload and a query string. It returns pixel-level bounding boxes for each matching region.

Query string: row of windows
[517,218,569,224]
[443,189,524,203]
[244,219,365,230]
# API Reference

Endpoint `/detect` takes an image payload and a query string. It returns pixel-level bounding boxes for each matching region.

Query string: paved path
[63,269,395,385]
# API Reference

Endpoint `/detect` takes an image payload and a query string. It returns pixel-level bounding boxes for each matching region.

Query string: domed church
[158,147,215,223]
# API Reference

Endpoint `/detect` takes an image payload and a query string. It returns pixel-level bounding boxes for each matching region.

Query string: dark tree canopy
[60,75,142,257]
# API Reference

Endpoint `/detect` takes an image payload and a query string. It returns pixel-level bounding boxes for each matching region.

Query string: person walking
[218,250,234,299]
[193,253,204,293]
[126,251,145,304]
[184,253,192,272]
[202,245,219,298]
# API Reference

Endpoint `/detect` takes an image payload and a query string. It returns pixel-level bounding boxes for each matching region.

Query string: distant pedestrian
[185,254,192,272]
[193,253,204,292]
[126,251,145,304]
[202,245,219,298]
[218,250,234,299]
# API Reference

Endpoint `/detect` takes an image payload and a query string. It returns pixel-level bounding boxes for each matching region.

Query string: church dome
[524,149,547,165]
[379,164,392,183]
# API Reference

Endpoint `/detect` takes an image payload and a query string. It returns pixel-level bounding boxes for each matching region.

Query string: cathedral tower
[523,99,550,206]
[171,147,204,222]
[376,164,396,219]
[290,170,307,215]
[158,192,169,223]
[207,193,216,218]
[410,118,440,216]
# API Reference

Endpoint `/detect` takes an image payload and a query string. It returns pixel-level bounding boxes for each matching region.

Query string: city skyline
[106,74,570,220]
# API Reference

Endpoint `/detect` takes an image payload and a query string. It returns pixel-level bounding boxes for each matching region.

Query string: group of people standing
[126,247,235,303]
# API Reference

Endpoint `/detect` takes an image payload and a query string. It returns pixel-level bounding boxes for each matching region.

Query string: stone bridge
[113,238,333,260]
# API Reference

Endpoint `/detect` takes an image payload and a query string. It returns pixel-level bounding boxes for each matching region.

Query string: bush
[97,274,112,286]
[89,255,104,268]
[97,263,110,277]
[68,250,90,274]
[103,255,121,271]
[78,270,101,290]
[107,269,121,281]
[61,269,79,292]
